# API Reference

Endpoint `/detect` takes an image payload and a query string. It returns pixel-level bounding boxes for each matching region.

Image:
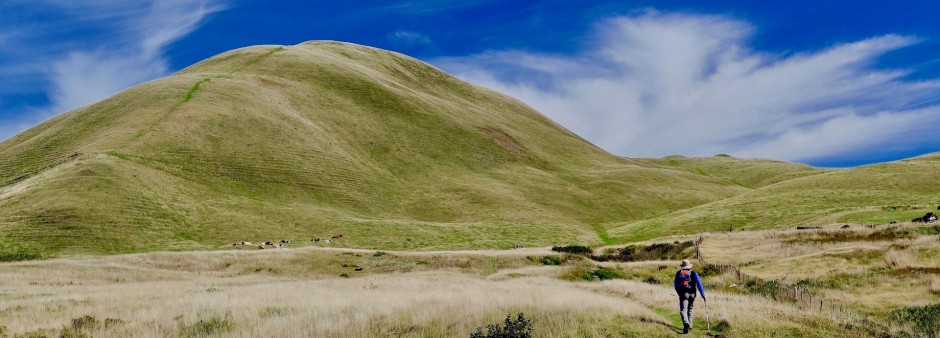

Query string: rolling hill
[1,41,937,256]
[609,153,940,241]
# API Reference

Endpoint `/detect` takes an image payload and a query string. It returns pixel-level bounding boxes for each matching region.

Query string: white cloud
[434,12,940,164]
[0,0,223,142]
[389,30,433,45]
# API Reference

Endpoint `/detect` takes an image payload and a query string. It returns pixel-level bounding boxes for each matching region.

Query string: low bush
[539,256,562,266]
[890,303,940,338]
[0,251,41,262]
[71,315,98,330]
[551,245,592,256]
[179,315,234,338]
[469,313,533,338]
[591,267,623,280]
[593,241,694,262]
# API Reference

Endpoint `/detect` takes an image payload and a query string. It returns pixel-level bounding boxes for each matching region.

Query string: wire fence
[693,233,862,323]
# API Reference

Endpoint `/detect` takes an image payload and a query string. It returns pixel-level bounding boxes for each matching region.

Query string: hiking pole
[704,299,711,334]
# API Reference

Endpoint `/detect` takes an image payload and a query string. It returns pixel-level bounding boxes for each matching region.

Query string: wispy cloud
[435,12,940,164]
[388,30,433,45]
[0,0,223,142]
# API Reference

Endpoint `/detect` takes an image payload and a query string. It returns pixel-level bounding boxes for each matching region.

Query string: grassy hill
[0,41,760,255]
[609,154,940,241]
[1,41,936,256]
[635,155,827,189]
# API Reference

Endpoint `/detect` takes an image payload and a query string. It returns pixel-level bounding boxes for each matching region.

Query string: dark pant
[677,289,696,326]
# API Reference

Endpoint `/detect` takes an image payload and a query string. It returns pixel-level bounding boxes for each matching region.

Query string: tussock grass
[0,247,861,337]
[696,225,940,318]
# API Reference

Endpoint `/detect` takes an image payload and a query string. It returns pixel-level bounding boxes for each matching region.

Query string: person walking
[673,259,706,334]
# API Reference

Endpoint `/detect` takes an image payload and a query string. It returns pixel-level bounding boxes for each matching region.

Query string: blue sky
[2,1,939,167]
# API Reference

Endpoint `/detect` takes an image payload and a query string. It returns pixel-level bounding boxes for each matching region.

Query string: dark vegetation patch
[551,245,593,256]
[784,227,919,243]
[593,241,694,262]
[0,251,42,262]
[561,266,624,281]
[538,256,562,266]
[470,313,533,338]
[890,303,940,338]
[179,315,234,338]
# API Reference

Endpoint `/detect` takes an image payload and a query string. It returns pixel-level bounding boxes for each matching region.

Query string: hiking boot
[682,323,690,334]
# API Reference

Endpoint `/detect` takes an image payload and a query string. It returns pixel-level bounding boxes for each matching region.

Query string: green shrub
[469,313,533,338]
[890,303,940,338]
[539,256,562,266]
[591,267,623,280]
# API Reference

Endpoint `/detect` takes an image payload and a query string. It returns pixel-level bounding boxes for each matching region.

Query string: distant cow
[258,245,265,250]
[280,240,290,244]
[263,241,275,246]
[889,220,898,225]
[841,224,851,229]
[914,212,935,223]
[331,234,343,239]
[312,237,321,242]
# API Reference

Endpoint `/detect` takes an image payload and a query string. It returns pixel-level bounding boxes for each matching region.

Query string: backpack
[677,270,692,288]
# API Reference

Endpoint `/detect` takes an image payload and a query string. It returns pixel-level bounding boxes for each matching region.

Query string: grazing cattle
[841,224,851,229]
[312,237,320,242]
[937,206,940,210]
[354,267,364,271]
[258,245,265,250]
[796,226,822,230]
[262,241,275,246]
[913,217,924,223]
[889,220,898,224]
[280,240,290,244]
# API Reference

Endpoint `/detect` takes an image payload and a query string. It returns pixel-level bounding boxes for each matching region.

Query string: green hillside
[0,41,758,255]
[609,154,940,241]
[3,41,935,256]
[635,155,827,189]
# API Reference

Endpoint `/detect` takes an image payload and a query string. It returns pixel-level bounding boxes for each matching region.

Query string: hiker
[673,259,706,334]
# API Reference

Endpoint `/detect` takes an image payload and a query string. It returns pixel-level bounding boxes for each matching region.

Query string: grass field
[0,245,877,338]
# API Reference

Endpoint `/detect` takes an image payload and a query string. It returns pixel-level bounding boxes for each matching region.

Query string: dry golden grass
[0,247,858,337]
[694,223,940,316]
